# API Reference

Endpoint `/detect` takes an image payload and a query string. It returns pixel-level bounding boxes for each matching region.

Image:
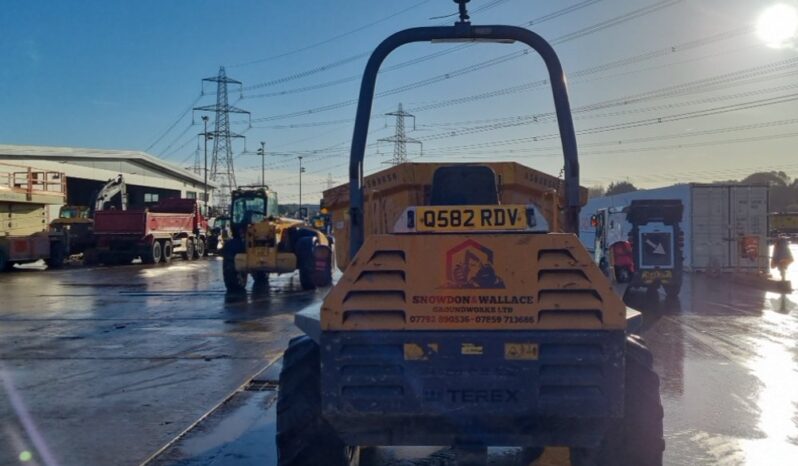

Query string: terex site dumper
[276,3,664,465]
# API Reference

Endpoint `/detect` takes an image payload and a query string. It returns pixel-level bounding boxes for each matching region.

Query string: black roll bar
[348,23,581,259]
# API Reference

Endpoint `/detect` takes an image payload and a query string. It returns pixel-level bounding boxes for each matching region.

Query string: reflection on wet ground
[638,244,798,466]
[0,258,321,466]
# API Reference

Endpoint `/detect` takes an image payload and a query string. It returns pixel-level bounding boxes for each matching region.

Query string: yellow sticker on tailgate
[415,205,528,232]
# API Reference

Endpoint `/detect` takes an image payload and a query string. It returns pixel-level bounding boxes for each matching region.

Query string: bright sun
[757,3,798,48]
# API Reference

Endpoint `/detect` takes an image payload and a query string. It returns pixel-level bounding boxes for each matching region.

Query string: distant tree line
[588,171,798,212]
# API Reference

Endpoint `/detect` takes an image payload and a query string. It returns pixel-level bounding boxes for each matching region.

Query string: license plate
[641,270,673,283]
[415,205,529,232]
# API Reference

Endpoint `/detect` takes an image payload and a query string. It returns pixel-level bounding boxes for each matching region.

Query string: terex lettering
[446,389,519,403]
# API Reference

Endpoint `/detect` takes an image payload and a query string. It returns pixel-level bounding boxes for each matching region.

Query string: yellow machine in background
[222,187,332,292]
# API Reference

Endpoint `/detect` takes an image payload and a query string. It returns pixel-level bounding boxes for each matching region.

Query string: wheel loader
[276,2,664,465]
[222,187,332,292]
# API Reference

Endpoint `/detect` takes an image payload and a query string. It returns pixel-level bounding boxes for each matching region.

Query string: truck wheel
[0,250,13,272]
[571,335,664,466]
[296,237,316,291]
[664,274,682,298]
[615,266,632,283]
[83,249,98,266]
[276,336,356,466]
[161,240,173,263]
[45,242,66,269]
[182,239,195,261]
[194,238,206,259]
[143,241,162,264]
[223,238,247,293]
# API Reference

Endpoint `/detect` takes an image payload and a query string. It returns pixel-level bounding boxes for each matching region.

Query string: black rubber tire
[296,237,316,291]
[615,266,632,283]
[142,241,161,264]
[194,238,206,259]
[83,249,98,266]
[276,335,355,466]
[222,238,247,293]
[182,239,195,261]
[571,335,665,466]
[161,240,173,264]
[0,250,13,272]
[45,242,65,269]
[664,273,682,298]
[314,245,333,288]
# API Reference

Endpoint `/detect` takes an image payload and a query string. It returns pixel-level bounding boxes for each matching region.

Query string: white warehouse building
[579,183,770,272]
[0,144,217,218]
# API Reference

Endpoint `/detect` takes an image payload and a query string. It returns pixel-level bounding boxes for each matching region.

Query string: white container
[580,184,769,272]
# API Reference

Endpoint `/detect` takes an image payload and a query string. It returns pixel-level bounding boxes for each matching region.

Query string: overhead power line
[243,0,694,123]
[144,94,202,153]
[240,0,604,94]
[230,0,433,67]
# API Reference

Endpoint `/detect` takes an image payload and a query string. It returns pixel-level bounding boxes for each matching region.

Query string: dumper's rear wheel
[277,336,356,466]
[571,335,664,466]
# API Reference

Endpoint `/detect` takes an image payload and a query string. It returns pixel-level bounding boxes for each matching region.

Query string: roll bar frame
[348,24,581,259]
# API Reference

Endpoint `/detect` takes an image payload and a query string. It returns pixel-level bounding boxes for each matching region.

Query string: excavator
[275,2,664,465]
[50,174,127,257]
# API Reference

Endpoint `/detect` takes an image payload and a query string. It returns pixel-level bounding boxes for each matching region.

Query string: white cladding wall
[580,184,768,272]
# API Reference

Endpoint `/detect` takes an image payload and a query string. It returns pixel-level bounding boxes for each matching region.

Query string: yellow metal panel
[323,162,588,270]
[321,233,626,331]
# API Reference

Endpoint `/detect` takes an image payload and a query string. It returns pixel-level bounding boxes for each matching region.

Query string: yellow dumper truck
[275,3,664,465]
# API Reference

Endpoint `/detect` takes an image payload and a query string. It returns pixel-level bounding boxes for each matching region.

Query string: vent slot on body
[537,249,578,268]
[355,270,407,288]
[537,269,591,289]
[368,250,406,268]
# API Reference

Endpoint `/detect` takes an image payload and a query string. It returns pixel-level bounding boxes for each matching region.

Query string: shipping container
[580,184,769,272]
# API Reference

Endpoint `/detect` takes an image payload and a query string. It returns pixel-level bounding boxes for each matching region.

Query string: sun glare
[757,3,798,48]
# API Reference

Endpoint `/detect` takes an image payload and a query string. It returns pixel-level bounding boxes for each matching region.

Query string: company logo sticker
[445,239,505,289]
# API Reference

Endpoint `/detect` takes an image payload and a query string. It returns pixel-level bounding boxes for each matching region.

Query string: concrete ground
[0,257,311,466]
[2,245,797,466]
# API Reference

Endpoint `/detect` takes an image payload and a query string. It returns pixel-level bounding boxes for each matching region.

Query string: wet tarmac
[0,258,320,466]
[2,245,797,466]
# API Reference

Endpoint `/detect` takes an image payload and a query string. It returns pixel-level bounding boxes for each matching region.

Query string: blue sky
[2,0,797,202]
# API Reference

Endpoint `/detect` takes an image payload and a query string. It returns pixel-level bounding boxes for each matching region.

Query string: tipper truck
[85,197,208,265]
